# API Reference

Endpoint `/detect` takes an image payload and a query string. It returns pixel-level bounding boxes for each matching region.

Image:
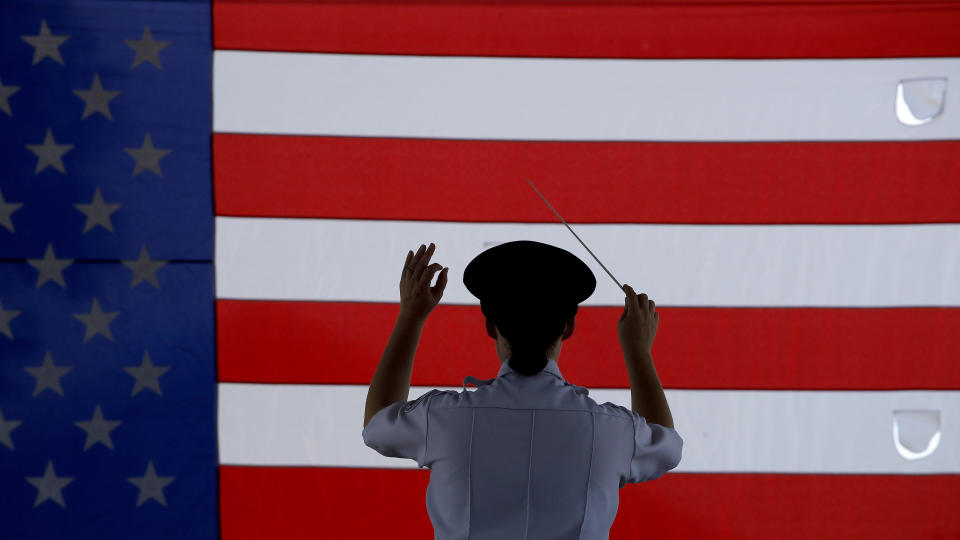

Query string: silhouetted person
[363,240,681,539]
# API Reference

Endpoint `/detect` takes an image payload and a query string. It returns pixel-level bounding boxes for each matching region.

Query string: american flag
[2,0,959,538]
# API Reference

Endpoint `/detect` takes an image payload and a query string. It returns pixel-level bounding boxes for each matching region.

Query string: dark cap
[463,240,597,320]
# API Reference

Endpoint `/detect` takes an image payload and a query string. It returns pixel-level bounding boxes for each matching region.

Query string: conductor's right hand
[618,284,659,355]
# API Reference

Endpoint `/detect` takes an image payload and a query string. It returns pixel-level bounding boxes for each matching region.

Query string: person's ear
[485,317,498,340]
[561,317,575,341]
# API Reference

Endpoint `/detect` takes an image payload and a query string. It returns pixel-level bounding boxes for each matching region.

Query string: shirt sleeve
[624,411,683,483]
[361,389,445,469]
[602,402,683,485]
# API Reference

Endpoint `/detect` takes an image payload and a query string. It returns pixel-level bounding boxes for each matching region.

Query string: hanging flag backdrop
[1,0,959,538]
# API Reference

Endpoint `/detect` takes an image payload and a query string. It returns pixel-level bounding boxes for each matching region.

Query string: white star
[21,20,69,65]
[72,297,119,343]
[73,73,120,120]
[26,243,74,289]
[0,188,24,233]
[26,461,74,508]
[128,461,174,506]
[125,25,170,69]
[74,404,122,451]
[124,350,171,396]
[122,244,167,289]
[25,350,72,397]
[0,408,23,450]
[0,298,21,340]
[74,186,122,234]
[0,77,19,116]
[124,133,170,177]
[26,128,73,174]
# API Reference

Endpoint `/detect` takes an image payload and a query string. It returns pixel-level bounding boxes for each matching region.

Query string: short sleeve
[361,389,444,468]
[624,412,683,483]
[602,402,683,485]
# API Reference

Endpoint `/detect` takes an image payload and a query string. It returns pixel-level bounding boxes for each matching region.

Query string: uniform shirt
[361,358,683,540]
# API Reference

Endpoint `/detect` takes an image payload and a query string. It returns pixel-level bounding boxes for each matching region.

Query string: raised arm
[618,285,674,429]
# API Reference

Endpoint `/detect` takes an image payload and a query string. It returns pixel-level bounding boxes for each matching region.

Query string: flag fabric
[3,1,960,539]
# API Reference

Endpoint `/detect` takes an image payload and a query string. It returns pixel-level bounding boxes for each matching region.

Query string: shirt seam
[576,411,596,540]
[523,410,535,540]
[423,390,432,468]
[467,407,475,540]
[431,403,631,419]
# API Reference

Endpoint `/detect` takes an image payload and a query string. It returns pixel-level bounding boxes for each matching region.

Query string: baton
[525,178,623,291]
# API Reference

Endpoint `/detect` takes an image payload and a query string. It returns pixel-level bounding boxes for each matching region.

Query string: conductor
[363,240,682,540]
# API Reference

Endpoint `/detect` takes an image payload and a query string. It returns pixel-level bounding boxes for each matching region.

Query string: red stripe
[216,299,960,390]
[219,465,960,539]
[213,1,960,58]
[213,134,960,224]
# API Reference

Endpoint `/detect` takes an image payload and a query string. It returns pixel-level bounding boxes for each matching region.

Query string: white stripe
[213,51,959,140]
[214,217,960,306]
[218,383,959,472]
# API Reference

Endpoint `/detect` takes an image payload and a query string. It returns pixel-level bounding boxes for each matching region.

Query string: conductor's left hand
[399,243,448,322]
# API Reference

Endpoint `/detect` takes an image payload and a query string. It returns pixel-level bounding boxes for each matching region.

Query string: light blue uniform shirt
[362,358,683,540]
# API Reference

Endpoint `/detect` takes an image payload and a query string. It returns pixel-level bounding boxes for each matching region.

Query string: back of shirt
[362,359,682,540]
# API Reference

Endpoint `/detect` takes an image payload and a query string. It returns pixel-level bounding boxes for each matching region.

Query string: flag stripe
[213,217,960,305]
[212,0,960,59]
[213,51,959,140]
[213,134,960,223]
[218,382,958,472]
[216,299,960,390]
[219,465,960,540]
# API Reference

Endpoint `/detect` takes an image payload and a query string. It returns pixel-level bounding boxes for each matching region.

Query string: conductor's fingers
[623,284,636,310]
[420,263,443,287]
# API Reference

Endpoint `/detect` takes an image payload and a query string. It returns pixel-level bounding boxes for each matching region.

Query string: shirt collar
[497,357,564,381]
